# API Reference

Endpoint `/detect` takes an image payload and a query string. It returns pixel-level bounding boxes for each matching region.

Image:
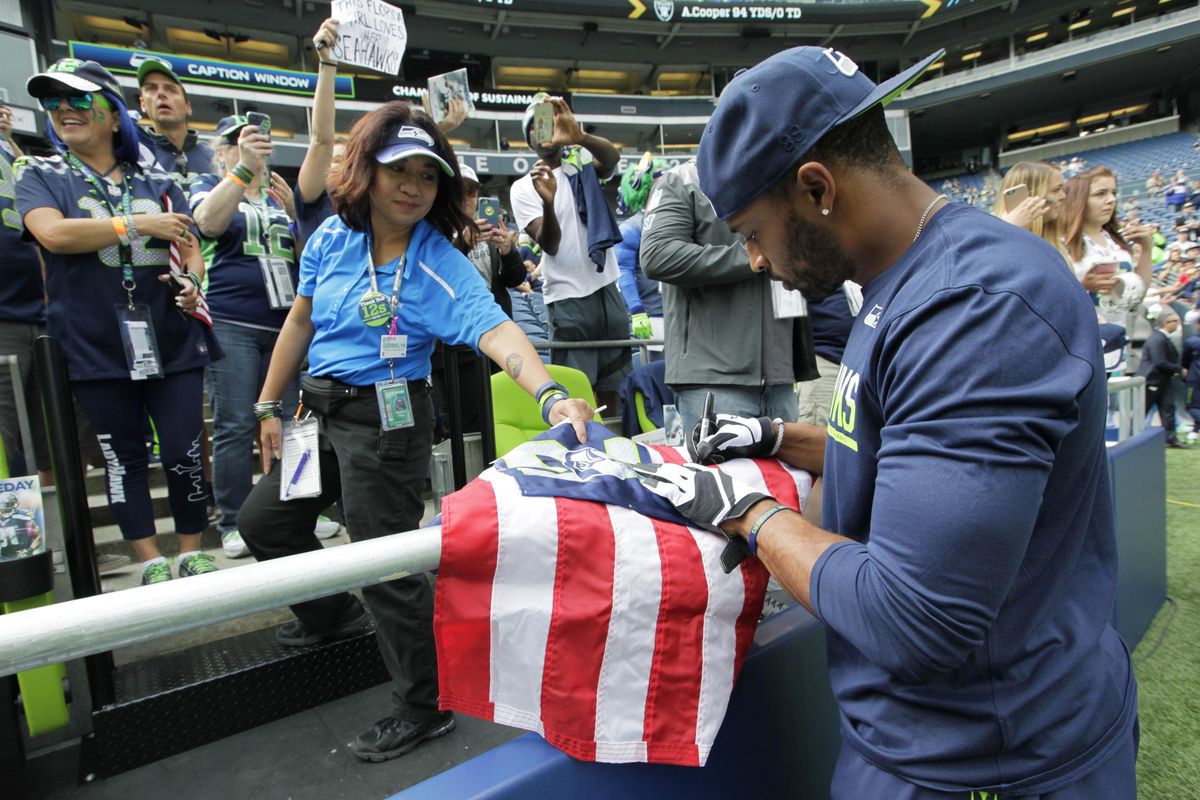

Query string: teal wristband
[747,503,788,557]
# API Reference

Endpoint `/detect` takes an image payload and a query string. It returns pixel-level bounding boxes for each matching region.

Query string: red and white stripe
[435,453,812,767]
[162,192,212,328]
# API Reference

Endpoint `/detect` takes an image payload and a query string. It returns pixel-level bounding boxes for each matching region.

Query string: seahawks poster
[0,476,45,562]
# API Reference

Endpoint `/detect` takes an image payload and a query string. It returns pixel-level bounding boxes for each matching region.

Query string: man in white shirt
[510,96,630,408]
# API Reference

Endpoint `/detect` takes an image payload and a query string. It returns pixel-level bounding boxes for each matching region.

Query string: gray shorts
[545,282,632,393]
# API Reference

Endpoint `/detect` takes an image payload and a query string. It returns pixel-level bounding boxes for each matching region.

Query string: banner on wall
[458,152,690,177]
[68,42,356,99]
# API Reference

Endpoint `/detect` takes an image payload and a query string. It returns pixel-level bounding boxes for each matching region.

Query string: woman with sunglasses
[236,101,593,762]
[190,115,336,559]
[16,59,220,585]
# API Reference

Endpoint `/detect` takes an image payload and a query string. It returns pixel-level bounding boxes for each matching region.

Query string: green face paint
[89,93,112,124]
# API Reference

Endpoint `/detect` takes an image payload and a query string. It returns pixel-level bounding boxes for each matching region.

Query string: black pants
[238,379,440,723]
[1146,382,1177,444]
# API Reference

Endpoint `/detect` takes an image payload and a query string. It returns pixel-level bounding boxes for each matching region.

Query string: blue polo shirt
[814,204,1134,794]
[300,216,508,386]
[15,156,216,381]
[190,174,295,330]
[0,149,45,325]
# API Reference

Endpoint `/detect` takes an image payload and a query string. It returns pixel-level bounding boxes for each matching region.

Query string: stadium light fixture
[1068,18,1091,30]
[961,50,982,61]
[1026,31,1049,43]
[1112,6,1135,16]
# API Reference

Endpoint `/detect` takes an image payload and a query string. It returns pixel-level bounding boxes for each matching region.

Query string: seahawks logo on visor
[396,125,435,146]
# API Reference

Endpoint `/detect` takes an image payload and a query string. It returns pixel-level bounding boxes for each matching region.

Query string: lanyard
[65,152,138,306]
[365,235,407,378]
[246,189,274,253]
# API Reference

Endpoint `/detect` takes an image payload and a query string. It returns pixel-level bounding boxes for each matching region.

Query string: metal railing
[527,337,666,367]
[1108,375,1147,442]
[0,525,442,678]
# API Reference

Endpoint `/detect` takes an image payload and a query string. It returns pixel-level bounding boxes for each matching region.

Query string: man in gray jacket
[641,160,799,430]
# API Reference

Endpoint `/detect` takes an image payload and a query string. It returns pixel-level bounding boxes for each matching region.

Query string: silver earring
[821,208,830,216]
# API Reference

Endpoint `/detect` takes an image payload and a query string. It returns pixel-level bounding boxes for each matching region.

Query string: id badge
[279,417,321,501]
[380,334,408,360]
[770,280,807,319]
[260,256,295,310]
[114,304,164,380]
[375,378,415,431]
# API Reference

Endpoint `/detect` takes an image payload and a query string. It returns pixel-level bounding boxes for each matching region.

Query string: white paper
[770,281,807,319]
[280,419,322,501]
[331,0,407,75]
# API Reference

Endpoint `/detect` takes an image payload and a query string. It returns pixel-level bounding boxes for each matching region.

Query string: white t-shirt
[510,161,618,305]
[1071,231,1134,283]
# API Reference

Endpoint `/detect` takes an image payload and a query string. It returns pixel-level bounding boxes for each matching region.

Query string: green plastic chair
[491,365,599,458]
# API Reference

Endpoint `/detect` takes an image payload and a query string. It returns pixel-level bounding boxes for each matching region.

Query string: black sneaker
[349,712,456,762]
[276,600,371,647]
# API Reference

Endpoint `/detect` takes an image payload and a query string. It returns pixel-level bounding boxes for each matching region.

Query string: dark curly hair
[327,101,475,243]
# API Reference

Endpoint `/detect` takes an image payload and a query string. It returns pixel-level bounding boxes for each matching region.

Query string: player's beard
[778,205,855,299]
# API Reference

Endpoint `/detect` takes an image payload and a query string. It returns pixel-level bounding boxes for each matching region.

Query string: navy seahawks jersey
[294,184,333,252]
[137,126,214,179]
[190,174,296,330]
[0,508,39,557]
[0,149,46,324]
[15,156,217,381]
[816,204,1133,793]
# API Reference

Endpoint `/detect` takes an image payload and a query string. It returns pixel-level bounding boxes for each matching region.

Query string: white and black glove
[631,462,770,573]
[687,413,780,465]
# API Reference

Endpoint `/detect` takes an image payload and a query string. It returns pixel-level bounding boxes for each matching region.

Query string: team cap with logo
[376,124,454,176]
[27,59,122,99]
[697,46,944,220]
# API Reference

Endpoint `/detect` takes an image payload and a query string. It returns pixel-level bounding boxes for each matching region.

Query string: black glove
[631,462,770,573]
[687,413,778,465]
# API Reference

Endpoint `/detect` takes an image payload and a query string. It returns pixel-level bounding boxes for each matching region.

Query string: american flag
[162,191,212,328]
[434,425,812,767]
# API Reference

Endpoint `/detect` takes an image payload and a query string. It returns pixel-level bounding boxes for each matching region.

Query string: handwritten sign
[330,0,407,75]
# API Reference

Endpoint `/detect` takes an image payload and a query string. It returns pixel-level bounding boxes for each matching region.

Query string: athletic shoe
[140,562,172,585]
[177,552,219,577]
[222,530,250,558]
[348,712,456,762]
[96,553,131,574]
[314,516,343,540]
[276,599,371,647]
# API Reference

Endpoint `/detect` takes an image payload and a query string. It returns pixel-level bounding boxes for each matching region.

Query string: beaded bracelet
[126,215,139,242]
[254,400,283,421]
[747,503,789,557]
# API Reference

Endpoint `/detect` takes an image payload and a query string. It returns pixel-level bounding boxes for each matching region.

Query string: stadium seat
[491,365,599,458]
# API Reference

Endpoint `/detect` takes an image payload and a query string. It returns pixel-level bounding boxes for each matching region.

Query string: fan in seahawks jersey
[0,492,40,560]
[190,115,300,559]
[15,58,220,585]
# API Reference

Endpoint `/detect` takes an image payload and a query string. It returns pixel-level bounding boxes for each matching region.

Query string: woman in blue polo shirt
[191,115,341,558]
[16,58,219,585]
[238,101,593,763]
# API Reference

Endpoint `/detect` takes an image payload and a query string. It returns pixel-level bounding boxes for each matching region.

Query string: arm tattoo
[505,354,523,379]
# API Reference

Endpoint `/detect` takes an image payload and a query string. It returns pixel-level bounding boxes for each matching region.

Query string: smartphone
[477,196,501,227]
[246,111,272,140]
[1003,183,1029,207]
[531,101,554,149]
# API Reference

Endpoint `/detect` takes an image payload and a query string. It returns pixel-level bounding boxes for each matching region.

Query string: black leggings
[72,368,208,540]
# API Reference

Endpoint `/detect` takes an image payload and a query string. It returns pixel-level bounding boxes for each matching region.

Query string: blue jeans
[208,320,297,534]
[674,383,798,434]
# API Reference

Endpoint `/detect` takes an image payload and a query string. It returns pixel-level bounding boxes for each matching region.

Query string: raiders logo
[654,0,675,22]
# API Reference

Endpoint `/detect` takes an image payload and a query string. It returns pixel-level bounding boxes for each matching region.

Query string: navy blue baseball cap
[697,46,944,220]
[376,123,454,176]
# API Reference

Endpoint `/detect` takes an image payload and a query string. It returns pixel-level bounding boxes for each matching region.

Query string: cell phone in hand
[477,196,501,228]
[531,101,554,148]
[1003,183,1029,207]
[246,112,272,140]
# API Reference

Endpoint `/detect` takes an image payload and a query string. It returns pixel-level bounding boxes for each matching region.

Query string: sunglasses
[39,94,95,112]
